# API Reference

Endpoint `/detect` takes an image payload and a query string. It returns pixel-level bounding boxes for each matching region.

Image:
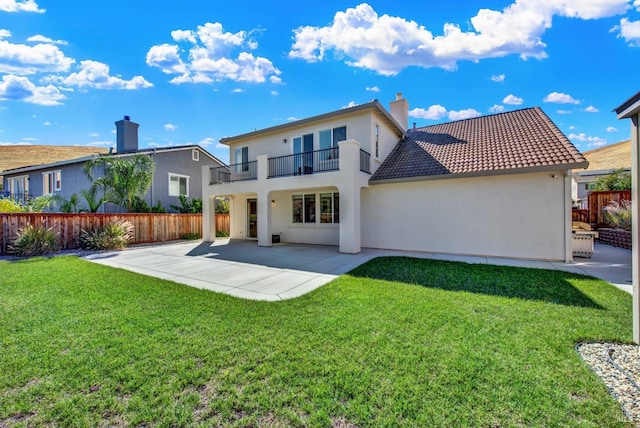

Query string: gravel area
[576,342,640,423]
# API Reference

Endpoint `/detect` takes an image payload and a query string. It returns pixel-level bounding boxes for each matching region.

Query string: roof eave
[369,162,589,185]
[220,100,405,145]
[614,90,640,119]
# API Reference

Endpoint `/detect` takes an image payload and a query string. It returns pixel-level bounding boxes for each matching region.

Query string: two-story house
[2,116,226,212]
[203,94,589,262]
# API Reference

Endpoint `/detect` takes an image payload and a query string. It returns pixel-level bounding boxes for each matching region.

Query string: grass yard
[0,256,634,427]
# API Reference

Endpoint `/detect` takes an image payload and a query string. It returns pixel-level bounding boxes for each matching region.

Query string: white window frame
[192,149,200,162]
[168,173,189,197]
[42,170,61,195]
[234,146,249,173]
[8,175,29,196]
[374,124,380,159]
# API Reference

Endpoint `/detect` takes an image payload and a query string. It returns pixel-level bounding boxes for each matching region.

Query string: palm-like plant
[80,186,110,213]
[84,155,155,212]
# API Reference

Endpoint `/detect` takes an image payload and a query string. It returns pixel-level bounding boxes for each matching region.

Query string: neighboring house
[1,116,226,212]
[203,93,588,262]
[571,140,631,208]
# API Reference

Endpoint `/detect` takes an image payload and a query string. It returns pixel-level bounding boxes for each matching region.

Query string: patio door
[293,133,314,174]
[247,198,257,239]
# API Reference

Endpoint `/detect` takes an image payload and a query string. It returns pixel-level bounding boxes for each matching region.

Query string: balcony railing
[268,147,339,178]
[0,191,31,205]
[360,149,371,174]
[209,162,256,184]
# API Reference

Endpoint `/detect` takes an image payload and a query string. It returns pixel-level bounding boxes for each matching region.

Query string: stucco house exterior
[1,116,226,212]
[203,94,588,262]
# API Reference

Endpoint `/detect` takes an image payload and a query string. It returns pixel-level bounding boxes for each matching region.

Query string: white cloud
[288,2,628,75]
[88,132,99,137]
[606,126,618,132]
[409,105,447,120]
[232,88,245,93]
[584,105,599,112]
[366,86,380,92]
[0,31,74,75]
[0,74,65,105]
[198,137,215,147]
[0,0,44,13]
[448,108,482,120]
[543,91,580,104]
[147,22,281,85]
[490,74,505,83]
[569,125,578,130]
[22,137,36,141]
[43,121,50,125]
[286,116,300,121]
[557,109,573,114]
[0,141,32,145]
[503,94,523,105]
[612,18,640,46]
[489,104,505,113]
[342,101,357,108]
[86,140,112,147]
[164,124,177,131]
[59,60,153,90]
[27,34,67,45]
[569,132,607,147]
[271,90,278,95]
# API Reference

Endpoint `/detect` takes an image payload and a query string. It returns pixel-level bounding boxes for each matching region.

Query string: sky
[0,0,639,164]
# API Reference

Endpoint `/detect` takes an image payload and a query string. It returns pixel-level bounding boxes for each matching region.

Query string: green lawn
[0,256,634,427]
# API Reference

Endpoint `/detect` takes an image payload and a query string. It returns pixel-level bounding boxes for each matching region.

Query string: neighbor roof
[614,90,640,119]
[0,145,225,176]
[370,107,588,183]
[219,100,405,145]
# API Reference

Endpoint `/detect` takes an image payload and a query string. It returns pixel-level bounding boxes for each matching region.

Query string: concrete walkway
[83,239,633,301]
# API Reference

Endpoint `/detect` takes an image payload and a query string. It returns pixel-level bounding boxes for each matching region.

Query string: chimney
[115,115,139,153]
[389,92,408,132]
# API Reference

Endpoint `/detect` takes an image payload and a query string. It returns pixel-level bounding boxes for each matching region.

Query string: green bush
[0,198,24,213]
[182,232,201,240]
[171,195,202,213]
[80,220,134,250]
[603,199,631,230]
[10,224,57,256]
[216,230,230,238]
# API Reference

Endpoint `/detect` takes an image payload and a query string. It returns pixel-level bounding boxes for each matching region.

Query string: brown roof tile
[370,107,588,183]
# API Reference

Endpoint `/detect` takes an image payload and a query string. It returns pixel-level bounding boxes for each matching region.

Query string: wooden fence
[0,213,202,254]
[587,190,631,226]
[215,213,230,235]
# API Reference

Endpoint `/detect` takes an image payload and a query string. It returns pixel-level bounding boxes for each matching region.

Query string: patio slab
[83,239,632,300]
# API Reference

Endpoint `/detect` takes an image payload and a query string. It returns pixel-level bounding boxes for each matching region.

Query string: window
[235,146,248,172]
[42,170,61,195]
[292,194,316,223]
[375,124,380,158]
[320,192,340,223]
[8,176,28,196]
[169,173,189,196]
[192,149,199,161]
[319,126,346,160]
[292,192,338,224]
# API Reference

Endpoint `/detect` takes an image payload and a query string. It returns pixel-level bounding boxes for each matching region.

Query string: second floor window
[235,146,249,172]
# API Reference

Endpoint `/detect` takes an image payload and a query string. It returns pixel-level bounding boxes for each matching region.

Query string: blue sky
[1,0,639,164]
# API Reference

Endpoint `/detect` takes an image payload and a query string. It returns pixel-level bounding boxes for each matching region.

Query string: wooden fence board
[215,214,230,235]
[587,190,631,226]
[0,213,202,254]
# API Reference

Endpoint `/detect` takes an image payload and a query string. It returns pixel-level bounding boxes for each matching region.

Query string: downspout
[564,170,573,263]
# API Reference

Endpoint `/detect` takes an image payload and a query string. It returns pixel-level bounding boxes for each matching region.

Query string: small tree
[215,197,230,214]
[590,168,632,192]
[84,154,155,212]
[80,186,110,213]
[171,195,202,213]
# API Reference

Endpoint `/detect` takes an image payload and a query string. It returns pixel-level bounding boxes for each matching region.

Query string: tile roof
[370,107,588,183]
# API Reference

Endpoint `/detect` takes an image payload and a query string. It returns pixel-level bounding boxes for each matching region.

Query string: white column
[202,195,216,241]
[338,139,362,253]
[630,114,639,344]
[256,155,272,247]
[564,172,573,263]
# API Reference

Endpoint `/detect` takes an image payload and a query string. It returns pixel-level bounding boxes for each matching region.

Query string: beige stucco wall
[361,171,569,261]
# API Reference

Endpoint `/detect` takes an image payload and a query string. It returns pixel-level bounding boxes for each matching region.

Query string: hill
[1,145,108,177]
[582,140,631,171]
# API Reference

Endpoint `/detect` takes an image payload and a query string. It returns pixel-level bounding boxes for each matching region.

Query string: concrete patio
[83,239,633,301]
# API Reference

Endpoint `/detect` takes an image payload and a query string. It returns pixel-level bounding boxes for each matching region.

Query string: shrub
[80,220,134,250]
[590,168,632,191]
[215,197,230,214]
[0,197,24,213]
[603,199,631,230]
[182,232,201,240]
[10,224,57,256]
[216,230,230,238]
[171,195,202,213]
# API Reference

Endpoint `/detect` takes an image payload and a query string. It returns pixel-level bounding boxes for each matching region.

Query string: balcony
[209,161,256,184]
[209,147,371,185]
